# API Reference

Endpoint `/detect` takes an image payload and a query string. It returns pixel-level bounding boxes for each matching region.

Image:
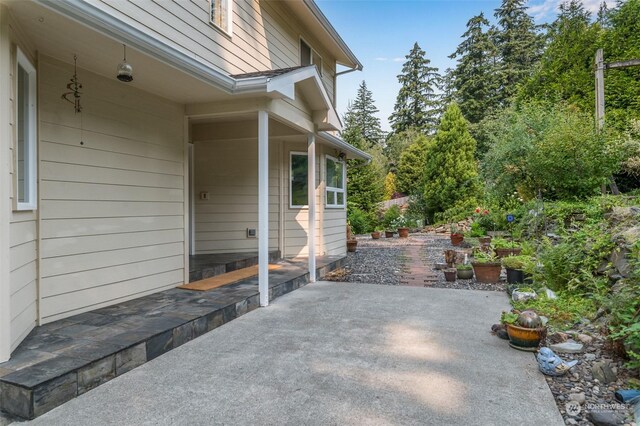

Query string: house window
[326,156,345,208]
[300,39,323,76]
[15,49,37,211]
[290,152,308,208]
[210,0,232,35]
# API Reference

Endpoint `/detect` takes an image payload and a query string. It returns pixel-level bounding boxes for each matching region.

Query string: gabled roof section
[234,66,342,131]
[281,0,362,71]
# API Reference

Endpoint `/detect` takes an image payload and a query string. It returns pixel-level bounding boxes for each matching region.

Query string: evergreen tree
[383,172,397,200]
[344,81,383,148]
[342,124,383,217]
[423,103,481,220]
[384,128,423,168]
[601,0,640,130]
[519,0,598,112]
[494,0,541,105]
[449,13,500,123]
[396,135,430,195]
[389,43,441,135]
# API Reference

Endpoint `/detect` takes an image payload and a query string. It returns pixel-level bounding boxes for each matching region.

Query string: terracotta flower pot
[450,233,464,246]
[385,231,395,238]
[371,231,381,240]
[444,269,457,282]
[398,227,409,238]
[479,236,492,245]
[494,248,522,258]
[471,262,502,283]
[347,240,357,252]
[506,323,546,351]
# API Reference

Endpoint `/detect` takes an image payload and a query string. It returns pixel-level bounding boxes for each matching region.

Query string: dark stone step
[0,256,343,420]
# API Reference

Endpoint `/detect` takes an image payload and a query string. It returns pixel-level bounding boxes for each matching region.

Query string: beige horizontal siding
[192,137,279,254]
[39,57,185,323]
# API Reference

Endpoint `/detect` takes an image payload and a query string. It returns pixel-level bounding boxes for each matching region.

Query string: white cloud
[527,0,614,21]
[374,57,388,61]
[392,57,405,62]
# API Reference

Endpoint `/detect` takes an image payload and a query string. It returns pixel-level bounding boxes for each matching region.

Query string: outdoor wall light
[117,44,133,82]
[338,152,347,160]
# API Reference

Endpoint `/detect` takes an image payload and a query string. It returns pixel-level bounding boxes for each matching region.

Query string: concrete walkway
[25,283,563,426]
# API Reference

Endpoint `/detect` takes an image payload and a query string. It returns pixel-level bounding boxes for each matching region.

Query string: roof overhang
[282,0,362,71]
[318,132,371,162]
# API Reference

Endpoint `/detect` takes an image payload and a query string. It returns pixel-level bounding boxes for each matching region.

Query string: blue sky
[316,0,610,131]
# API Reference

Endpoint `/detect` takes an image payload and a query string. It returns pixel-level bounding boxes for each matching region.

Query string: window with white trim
[290,152,308,208]
[325,155,345,208]
[209,0,232,35]
[300,39,323,76]
[15,49,37,211]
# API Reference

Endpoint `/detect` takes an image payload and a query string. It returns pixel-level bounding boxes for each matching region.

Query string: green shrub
[382,205,402,229]
[348,206,371,235]
[502,255,533,270]
[513,293,596,329]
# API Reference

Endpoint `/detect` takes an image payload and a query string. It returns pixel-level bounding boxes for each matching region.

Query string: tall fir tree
[423,103,481,220]
[519,0,598,112]
[494,0,541,105]
[396,134,430,195]
[449,13,500,123]
[389,43,441,135]
[343,81,383,148]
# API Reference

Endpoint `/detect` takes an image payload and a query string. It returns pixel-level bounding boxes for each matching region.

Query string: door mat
[178,264,282,291]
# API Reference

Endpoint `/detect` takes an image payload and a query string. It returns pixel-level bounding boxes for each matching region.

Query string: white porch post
[0,6,12,362]
[307,133,316,282]
[258,110,269,306]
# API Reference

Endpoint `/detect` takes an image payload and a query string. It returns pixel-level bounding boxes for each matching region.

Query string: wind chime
[61,55,82,113]
[61,55,84,145]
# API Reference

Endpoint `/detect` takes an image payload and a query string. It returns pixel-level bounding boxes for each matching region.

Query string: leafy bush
[492,237,521,249]
[513,293,597,329]
[482,103,620,201]
[502,255,534,270]
[382,205,402,229]
[348,206,371,235]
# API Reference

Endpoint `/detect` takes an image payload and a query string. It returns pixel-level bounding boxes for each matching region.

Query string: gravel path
[325,232,505,292]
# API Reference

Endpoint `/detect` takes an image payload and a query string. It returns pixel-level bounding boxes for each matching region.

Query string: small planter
[347,240,358,252]
[457,268,474,280]
[506,268,525,284]
[506,323,546,351]
[444,268,457,282]
[471,262,502,283]
[495,248,522,258]
[450,233,464,246]
[371,231,381,240]
[443,249,457,266]
[385,231,395,238]
[398,227,409,238]
[478,236,492,245]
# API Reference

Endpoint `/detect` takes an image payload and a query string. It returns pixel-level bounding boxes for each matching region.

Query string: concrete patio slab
[25,282,563,426]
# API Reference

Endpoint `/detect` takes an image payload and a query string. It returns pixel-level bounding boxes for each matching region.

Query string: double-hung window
[15,48,37,211]
[290,152,308,208]
[210,0,232,35]
[325,155,345,208]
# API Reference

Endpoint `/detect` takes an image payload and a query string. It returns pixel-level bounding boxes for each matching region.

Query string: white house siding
[192,136,280,254]
[7,30,37,350]
[88,0,335,105]
[38,56,185,323]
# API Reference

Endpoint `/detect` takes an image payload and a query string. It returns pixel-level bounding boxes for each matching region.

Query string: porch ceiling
[7,0,232,104]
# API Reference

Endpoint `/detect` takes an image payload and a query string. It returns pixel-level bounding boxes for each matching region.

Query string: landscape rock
[548,332,569,344]
[587,410,624,426]
[577,334,594,345]
[592,361,617,384]
[585,353,597,361]
[568,392,586,404]
[550,340,584,354]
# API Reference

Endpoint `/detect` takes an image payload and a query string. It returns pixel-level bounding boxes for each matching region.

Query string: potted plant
[502,310,546,351]
[471,251,502,283]
[450,224,464,246]
[371,226,382,240]
[392,216,412,238]
[456,263,474,280]
[444,268,457,282]
[492,237,522,258]
[346,223,357,252]
[502,255,533,284]
[385,229,395,238]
